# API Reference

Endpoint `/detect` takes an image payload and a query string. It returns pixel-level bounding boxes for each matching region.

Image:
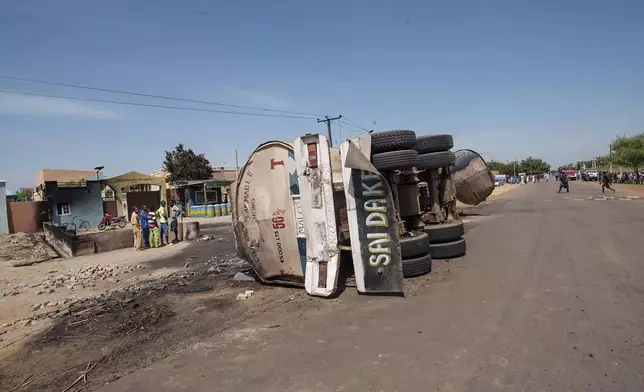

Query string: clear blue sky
[1,0,643,188]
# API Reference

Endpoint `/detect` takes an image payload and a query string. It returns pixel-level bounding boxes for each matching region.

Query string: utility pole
[317,115,342,146]
[234,150,239,180]
[513,161,516,178]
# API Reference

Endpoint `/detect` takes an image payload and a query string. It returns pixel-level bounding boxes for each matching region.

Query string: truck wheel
[414,134,454,154]
[423,220,464,243]
[372,150,419,172]
[417,151,456,170]
[403,253,432,278]
[400,231,430,259]
[429,238,466,259]
[371,130,417,154]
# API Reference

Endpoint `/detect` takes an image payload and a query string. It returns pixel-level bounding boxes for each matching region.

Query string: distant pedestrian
[170,201,181,243]
[157,201,169,246]
[601,172,615,193]
[148,206,160,248]
[131,206,142,250]
[557,171,569,193]
[140,205,150,248]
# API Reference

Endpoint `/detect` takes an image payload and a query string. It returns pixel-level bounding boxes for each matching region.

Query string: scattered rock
[236,290,254,301]
[184,262,190,268]
[19,319,32,327]
[193,306,207,313]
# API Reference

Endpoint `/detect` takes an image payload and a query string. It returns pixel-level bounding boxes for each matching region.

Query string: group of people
[557,170,616,194]
[130,200,183,250]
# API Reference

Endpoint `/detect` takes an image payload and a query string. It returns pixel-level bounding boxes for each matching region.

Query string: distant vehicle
[494,175,506,186]
[554,169,577,181]
[564,169,577,181]
[586,170,598,180]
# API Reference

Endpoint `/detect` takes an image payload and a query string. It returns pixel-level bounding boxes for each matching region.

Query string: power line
[341,116,368,131]
[338,120,365,134]
[0,74,322,118]
[0,89,315,119]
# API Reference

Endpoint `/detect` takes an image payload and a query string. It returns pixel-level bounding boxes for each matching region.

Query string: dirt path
[0,222,278,392]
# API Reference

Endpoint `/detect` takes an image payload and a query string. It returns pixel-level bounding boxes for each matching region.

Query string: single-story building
[39,179,104,229]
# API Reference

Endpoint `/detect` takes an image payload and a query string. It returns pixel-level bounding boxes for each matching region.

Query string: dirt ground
[0,232,59,265]
[0,221,292,392]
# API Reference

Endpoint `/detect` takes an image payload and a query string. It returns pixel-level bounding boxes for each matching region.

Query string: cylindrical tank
[214,204,222,216]
[206,204,215,216]
[221,203,229,216]
[453,149,495,206]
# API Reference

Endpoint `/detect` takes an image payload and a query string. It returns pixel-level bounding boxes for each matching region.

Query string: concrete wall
[79,229,133,253]
[43,223,75,258]
[48,181,104,229]
[0,181,8,234]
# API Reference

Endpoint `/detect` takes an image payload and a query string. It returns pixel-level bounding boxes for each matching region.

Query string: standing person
[140,205,150,248]
[170,201,181,243]
[148,206,160,248]
[131,206,142,250]
[557,170,569,193]
[601,171,616,193]
[157,201,169,246]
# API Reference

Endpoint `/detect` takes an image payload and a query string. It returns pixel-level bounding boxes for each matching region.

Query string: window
[56,203,71,216]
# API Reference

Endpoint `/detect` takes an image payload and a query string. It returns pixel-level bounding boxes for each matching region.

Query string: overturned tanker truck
[230,131,494,297]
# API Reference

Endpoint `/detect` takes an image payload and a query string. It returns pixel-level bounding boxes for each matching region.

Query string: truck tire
[403,252,432,278]
[417,151,456,170]
[371,130,417,154]
[423,220,464,243]
[372,150,419,172]
[400,231,430,259]
[429,238,466,259]
[414,134,454,154]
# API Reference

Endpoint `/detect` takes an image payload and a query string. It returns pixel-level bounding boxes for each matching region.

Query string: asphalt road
[102,181,644,392]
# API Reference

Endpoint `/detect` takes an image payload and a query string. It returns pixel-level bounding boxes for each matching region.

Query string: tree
[15,188,33,202]
[611,134,644,181]
[163,144,214,183]
[486,160,507,173]
[518,156,551,175]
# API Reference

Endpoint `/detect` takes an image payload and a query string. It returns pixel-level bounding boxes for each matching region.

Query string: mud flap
[294,134,340,297]
[340,134,404,294]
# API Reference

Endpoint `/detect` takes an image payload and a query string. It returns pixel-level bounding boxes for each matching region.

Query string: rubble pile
[0,232,59,263]
[34,264,146,293]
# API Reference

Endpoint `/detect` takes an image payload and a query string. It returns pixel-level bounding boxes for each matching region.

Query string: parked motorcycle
[98,213,128,231]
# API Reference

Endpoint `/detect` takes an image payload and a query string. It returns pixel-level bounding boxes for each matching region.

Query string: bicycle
[65,216,91,232]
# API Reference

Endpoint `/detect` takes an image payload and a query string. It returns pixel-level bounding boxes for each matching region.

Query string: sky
[1,0,643,189]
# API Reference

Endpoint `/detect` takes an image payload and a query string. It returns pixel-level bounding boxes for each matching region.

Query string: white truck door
[294,134,340,297]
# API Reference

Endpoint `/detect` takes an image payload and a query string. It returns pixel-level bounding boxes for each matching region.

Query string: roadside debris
[236,290,254,300]
[7,264,146,297]
[233,272,255,282]
[0,233,59,266]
